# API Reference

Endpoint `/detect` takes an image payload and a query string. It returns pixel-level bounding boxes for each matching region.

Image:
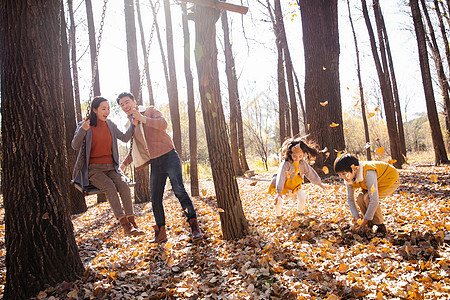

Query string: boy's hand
[357,218,369,233]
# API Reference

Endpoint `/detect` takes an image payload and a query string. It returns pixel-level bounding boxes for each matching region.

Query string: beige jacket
[124,106,174,170]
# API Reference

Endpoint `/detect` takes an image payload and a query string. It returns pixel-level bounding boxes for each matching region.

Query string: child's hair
[88,96,108,127]
[280,137,319,162]
[116,92,134,104]
[333,153,360,173]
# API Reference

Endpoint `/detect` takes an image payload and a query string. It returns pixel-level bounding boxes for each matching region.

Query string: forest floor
[0,162,449,299]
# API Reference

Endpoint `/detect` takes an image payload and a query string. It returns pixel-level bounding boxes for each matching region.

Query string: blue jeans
[150,149,197,227]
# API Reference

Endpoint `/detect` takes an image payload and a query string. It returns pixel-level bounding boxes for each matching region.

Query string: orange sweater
[90,120,113,164]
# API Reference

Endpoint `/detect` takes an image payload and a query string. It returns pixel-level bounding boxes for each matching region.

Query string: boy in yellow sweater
[334,154,399,236]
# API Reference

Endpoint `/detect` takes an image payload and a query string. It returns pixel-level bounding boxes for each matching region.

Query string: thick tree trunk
[136,0,155,106]
[410,0,449,164]
[124,0,151,203]
[275,0,299,136]
[299,0,345,171]
[347,0,371,160]
[373,0,407,159]
[181,2,199,196]
[194,4,248,240]
[85,0,100,96]
[1,1,84,298]
[164,0,182,158]
[67,0,82,123]
[62,4,88,214]
[221,11,243,176]
[361,0,402,168]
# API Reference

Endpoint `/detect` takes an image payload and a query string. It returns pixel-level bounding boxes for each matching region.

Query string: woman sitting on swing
[72,96,144,236]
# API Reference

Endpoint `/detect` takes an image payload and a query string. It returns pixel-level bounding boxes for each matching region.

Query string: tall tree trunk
[1,1,84,298]
[124,0,151,203]
[181,2,199,196]
[361,0,402,168]
[67,0,82,123]
[373,0,407,159]
[410,0,449,164]
[433,0,450,150]
[164,0,182,158]
[221,11,243,176]
[293,71,307,134]
[62,3,88,214]
[136,0,155,106]
[193,4,248,240]
[267,1,289,143]
[347,0,371,160]
[85,0,100,96]
[275,0,299,136]
[299,0,345,171]
[236,93,250,171]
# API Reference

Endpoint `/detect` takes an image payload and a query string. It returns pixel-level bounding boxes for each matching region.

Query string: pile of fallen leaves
[0,163,449,299]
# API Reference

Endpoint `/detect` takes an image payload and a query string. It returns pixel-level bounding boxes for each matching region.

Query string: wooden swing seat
[71,179,136,196]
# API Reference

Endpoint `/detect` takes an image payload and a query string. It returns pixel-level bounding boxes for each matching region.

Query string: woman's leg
[88,164,124,219]
[107,169,134,217]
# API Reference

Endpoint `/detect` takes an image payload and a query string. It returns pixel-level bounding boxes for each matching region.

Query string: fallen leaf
[320,101,328,106]
[322,66,326,70]
[388,159,397,165]
[375,147,385,156]
[344,128,349,134]
[323,166,329,174]
[430,174,438,183]
[368,112,376,118]
[330,122,339,127]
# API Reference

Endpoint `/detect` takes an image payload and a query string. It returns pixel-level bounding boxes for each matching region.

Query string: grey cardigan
[271,159,322,194]
[71,119,134,187]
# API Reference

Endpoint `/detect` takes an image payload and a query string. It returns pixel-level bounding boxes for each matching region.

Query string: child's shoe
[375,224,387,237]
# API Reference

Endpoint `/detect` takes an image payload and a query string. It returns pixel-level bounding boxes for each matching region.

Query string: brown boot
[188,218,203,241]
[127,215,145,235]
[152,225,168,243]
[119,217,144,236]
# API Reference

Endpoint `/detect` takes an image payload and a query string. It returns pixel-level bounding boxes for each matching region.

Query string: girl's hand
[132,118,139,126]
[82,120,91,131]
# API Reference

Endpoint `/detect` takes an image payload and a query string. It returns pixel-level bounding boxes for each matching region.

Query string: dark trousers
[150,149,197,227]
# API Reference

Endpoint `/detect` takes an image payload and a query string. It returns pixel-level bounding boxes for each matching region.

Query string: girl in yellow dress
[268,137,328,216]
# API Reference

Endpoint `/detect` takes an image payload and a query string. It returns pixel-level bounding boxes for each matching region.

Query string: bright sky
[70,0,431,125]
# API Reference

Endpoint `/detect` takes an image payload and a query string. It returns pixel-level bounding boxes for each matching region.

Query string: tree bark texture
[299,0,345,170]
[194,5,248,240]
[124,0,151,203]
[62,3,88,214]
[410,0,449,164]
[221,11,243,176]
[431,0,450,150]
[347,0,371,160]
[373,0,407,160]
[67,0,82,123]
[0,1,84,298]
[136,0,155,106]
[361,0,402,168]
[164,0,183,159]
[275,0,299,136]
[85,0,101,96]
[181,2,199,196]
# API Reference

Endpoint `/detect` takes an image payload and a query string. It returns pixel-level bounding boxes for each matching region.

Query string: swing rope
[123,0,160,182]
